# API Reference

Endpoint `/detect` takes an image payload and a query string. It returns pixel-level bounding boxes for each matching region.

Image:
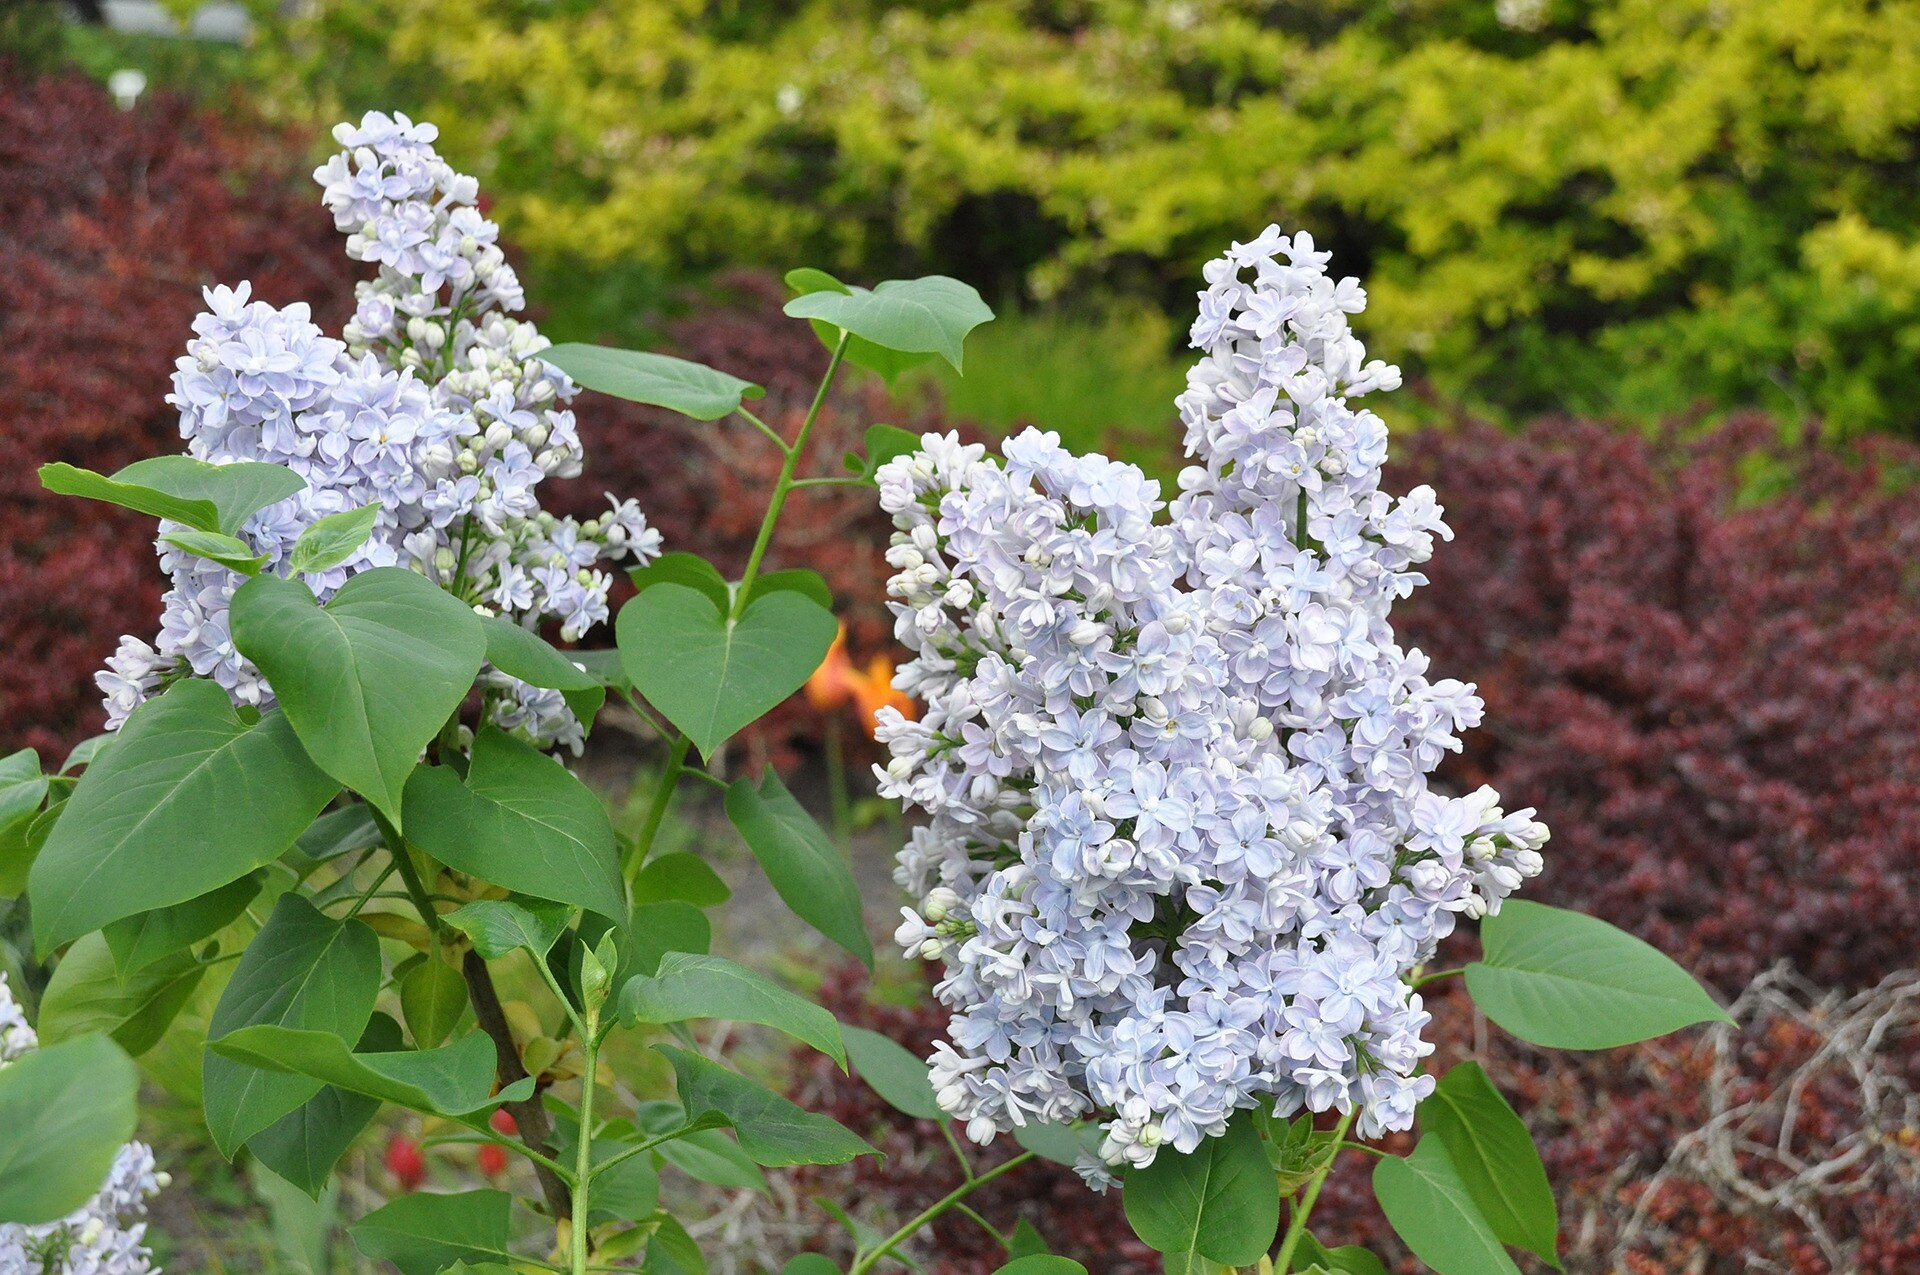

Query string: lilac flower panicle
[876,228,1548,1182]
[100,112,661,752]
[0,975,167,1273]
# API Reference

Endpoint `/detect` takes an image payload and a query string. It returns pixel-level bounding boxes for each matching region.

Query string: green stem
[788,476,871,489]
[1409,967,1466,990]
[735,407,791,453]
[374,810,441,935]
[340,863,397,921]
[951,1202,1007,1249]
[626,733,691,877]
[1272,1109,1354,1273]
[849,1150,1035,1274]
[732,331,850,618]
[571,1010,600,1275]
[825,716,852,843]
[937,1118,975,1182]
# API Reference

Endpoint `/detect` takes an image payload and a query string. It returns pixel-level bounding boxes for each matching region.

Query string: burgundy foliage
[1395,416,1920,991]
[0,65,358,759]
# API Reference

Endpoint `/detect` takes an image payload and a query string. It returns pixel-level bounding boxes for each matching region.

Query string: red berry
[477,1143,508,1178]
[384,1134,426,1192]
[489,1108,518,1136]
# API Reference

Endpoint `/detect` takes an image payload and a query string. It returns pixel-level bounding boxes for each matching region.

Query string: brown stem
[462,947,573,1220]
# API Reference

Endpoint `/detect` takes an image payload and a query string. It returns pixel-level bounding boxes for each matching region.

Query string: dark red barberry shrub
[1395,415,1920,991]
[0,65,359,758]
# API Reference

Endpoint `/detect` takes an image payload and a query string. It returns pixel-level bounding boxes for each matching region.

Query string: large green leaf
[230,567,486,827]
[249,1014,403,1196]
[209,1025,531,1117]
[629,552,730,611]
[29,679,339,953]
[632,1099,770,1194]
[546,344,764,421]
[115,456,306,534]
[784,268,938,382]
[404,726,625,920]
[783,276,994,373]
[1466,900,1732,1049]
[0,1034,139,1225]
[401,956,470,1048]
[1122,1111,1278,1267]
[36,931,204,1055]
[619,952,847,1067]
[41,456,303,535]
[40,461,221,530]
[1420,1062,1560,1267]
[0,748,48,897]
[633,852,731,906]
[293,803,382,863]
[350,1189,514,1275]
[992,1260,1088,1275]
[203,894,381,1156]
[656,1045,874,1167]
[843,1025,942,1121]
[104,871,264,976]
[631,900,712,976]
[724,769,872,967]
[618,581,837,757]
[286,502,381,576]
[444,897,572,961]
[1373,1138,1522,1275]
[478,613,604,726]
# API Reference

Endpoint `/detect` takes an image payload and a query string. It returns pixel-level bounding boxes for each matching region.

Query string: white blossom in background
[98,112,660,753]
[875,228,1548,1184]
[0,975,167,1274]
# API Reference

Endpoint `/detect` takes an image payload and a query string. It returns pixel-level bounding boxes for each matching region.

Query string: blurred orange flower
[807,622,915,737]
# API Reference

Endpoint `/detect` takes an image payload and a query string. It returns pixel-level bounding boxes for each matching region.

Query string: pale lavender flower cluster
[98,112,660,753]
[0,975,167,1274]
[876,228,1548,1182]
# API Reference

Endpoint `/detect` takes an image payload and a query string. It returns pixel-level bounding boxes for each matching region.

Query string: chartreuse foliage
[260,0,1920,434]
[12,270,1001,1272]
[14,245,1730,1274]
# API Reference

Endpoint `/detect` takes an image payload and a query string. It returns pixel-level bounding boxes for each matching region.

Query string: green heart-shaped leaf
[0,1034,139,1225]
[230,567,486,828]
[546,344,763,421]
[29,680,338,953]
[618,582,837,757]
[248,1013,403,1197]
[783,275,993,372]
[403,727,626,920]
[1122,1111,1278,1267]
[785,268,940,381]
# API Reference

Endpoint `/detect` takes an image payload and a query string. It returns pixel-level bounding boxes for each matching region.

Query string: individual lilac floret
[874,228,1548,1178]
[98,112,661,752]
[0,974,168,1273]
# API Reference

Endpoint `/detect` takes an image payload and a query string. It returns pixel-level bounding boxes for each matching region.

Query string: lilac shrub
[98,112,660,753]
[876,230,1549,1179]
